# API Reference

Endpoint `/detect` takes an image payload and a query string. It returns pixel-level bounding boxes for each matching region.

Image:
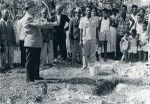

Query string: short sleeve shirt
[116,14,132,36]
[79,16,98,41]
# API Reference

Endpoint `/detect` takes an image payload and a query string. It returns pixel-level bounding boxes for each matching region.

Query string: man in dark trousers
[22,1,59,82]
[69,7,82,65]
[53,5,70,62]
[0,9,16,70]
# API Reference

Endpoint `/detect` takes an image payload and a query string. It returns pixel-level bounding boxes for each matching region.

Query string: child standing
[99,8,111,62]
[128,29,138,62]
[120,32,129,62]
[138,21,148,62]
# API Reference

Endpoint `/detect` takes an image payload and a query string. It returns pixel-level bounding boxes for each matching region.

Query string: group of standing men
[0,0,150,82]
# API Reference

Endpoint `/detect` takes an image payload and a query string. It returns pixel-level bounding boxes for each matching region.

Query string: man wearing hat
[69,7,82,65]
[22,1,59,82]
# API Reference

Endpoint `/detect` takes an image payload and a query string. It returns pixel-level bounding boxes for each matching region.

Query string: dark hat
[25,1,36,9]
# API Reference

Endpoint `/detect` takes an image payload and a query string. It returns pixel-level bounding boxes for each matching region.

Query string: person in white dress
[128,29,138,62]
[139,21,149,62]
[120,32,129,62]
[109,8,119,59]
[134,13,144,61]
[99,8,111,62]
[91,7,100,61]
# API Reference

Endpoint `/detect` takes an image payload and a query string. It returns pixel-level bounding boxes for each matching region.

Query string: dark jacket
[22,13,57,48]
[40,18,51,42]
[0,19,16,46]
[51,14,70,40]
[69,17,80,40]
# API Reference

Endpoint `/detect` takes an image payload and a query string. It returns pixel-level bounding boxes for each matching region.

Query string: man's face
[91,9,96,17]
[121,7,127,14]
[137,15,142,23]
[102,11,107,18]
[143,24,147,31]
[2,10,9,19]
[75,10,81,17]
[86,7,91,17]
[139,9,145,16]
[132,7,137,15]
[42,10,47,18]
[29,6,37,15]
[57,9,62,15]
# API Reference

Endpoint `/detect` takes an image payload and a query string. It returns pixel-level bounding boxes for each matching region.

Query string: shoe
[9,65,14,69]
[35,77,44,80]
[53,59,58,63]
[26,79,34,82]
[82,66,88,70]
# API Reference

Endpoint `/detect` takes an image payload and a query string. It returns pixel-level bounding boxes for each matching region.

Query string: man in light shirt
[22,1,59,82]
[79,5,99,69]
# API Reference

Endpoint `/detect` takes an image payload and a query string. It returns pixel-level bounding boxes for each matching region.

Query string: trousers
[41,40,54,65]
[25,47,41,82]
[19,40,26,67]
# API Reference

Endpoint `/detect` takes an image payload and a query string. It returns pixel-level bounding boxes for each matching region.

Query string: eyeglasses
[75,12,80,13]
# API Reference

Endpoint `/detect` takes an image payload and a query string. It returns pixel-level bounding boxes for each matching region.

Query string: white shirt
[135,22,143,35]
[100,18,110,32]
[131,14,137,22]
[57,14,61,22]
[140,31,148,44]
[17,17,25,40]
[79,16,98,41]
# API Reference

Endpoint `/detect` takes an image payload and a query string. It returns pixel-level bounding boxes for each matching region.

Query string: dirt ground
[1,60,150,104]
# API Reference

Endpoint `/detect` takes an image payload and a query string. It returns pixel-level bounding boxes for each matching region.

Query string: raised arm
[129,16,135,30]
[28,19,60,29]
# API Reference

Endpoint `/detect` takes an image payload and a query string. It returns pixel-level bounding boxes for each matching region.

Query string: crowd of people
[0,0,150,82]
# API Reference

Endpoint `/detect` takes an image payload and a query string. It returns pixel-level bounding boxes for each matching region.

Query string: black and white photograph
[0,0,150,103]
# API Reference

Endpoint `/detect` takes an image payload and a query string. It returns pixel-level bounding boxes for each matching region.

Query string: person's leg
[47,39,54,64]
[143,52,148,62]
[72,40,78,64]
[104,41,107,62]
[59,39,67,61]
[121,54,125,62]
[4,46,8,68]
[82,41,89,69]
[20,40,26,67]
[1,48,7,69]
[25,48,34,82]
[121,51,125,62]
[132,53,137,62]
[116,35,122,60]
[78,41,82,64]
[33,48,41,79]
[138,51,142,62]
[20,40,25,67]
[130,53,134,63]
[8,45,14,68]
[89,41,96,63]
[53,40,58,60]
[41,42,47,66]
